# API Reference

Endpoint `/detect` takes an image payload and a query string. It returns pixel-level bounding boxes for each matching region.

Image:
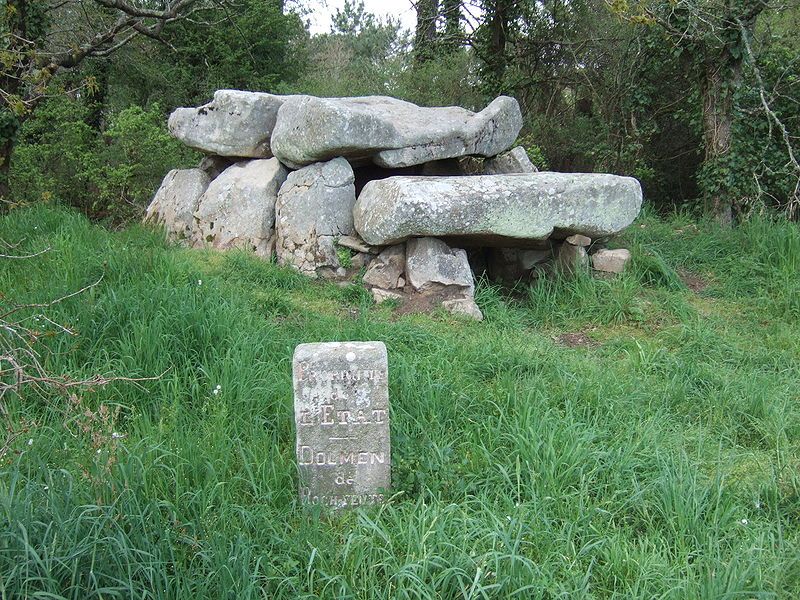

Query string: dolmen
[146,90,643,320]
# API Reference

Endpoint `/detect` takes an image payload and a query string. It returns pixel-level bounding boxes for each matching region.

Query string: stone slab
[270,95,522,169]
[169,90,294,157]
[293,342,390,509]
[354,172,643,246]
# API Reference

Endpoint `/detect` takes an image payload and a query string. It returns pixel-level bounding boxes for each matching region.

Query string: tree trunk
[441,0,461,52]
[414,0,439,64]
[0,137,12,207]
[486,0,511,89]
[700,59,738,226]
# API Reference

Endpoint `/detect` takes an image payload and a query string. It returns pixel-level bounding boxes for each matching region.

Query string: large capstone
[169,90,293,158]
[270,95,522,169]
[354,172,643,246]
[192,158,287,257]
[275,157,357,277]
[145,168,210,240]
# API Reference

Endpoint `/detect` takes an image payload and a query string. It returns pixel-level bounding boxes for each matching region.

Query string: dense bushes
[10,98,197,222]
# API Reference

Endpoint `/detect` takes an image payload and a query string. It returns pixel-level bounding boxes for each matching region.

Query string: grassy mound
[1,205,798,598]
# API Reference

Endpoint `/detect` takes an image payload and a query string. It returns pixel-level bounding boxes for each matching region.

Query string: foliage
[10,97,197,221]
[700,42,800,217]
[103,0,307,111]
[1,205,799,596]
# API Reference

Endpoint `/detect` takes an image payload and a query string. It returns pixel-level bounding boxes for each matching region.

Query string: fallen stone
[482,146,537,175]
[354,172,642,246]
[192,158,287,258]
[169,90,292,157]
[592,248,631,273]
[275,158,356,276]
[337,235,379,254]
[442,297,484,321]
[566,234,591,247]
[555,242,589,275]
[405,237,474,293]
[362,245,405,289]
[271,95,522,169]
[145,168,210,240]
[372,288,404,304]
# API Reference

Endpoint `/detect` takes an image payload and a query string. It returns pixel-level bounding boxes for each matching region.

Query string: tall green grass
[1,205,798,598]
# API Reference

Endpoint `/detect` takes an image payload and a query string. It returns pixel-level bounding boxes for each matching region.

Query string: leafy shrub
[10,97,197,223]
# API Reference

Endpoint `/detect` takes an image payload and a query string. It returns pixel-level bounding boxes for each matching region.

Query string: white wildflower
[27,438,33,446]
[740,518,748,526]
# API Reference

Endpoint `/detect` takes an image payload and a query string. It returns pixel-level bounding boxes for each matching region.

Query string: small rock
[442,297,484,321]
[337,235,379,254]
[405,238,474,293]
[363,245,405,289]
[592,248,631,273]
[565,234,591,247]
[372,288,404,304]
[350,252,373,271]
[482,146,537,175]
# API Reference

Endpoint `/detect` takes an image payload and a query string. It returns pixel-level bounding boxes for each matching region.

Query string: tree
[414,0,439,63]
[609,0,774,223]
[441,0,463,51]
[0,0,225,204]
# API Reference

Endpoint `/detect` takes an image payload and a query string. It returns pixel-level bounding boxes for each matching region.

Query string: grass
[0,204,798,599]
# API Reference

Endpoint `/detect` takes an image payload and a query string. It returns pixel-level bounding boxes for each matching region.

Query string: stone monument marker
[293,341,390,508]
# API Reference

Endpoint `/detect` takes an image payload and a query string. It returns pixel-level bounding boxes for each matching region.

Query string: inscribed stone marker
[293,341,390,508]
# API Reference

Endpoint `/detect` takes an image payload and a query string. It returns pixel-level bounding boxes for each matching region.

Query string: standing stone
[565,234,591,247]
[555,242,589,276]
[145,168,210,241]
[276,158,357,277]
[405,237,474,293]
[192,158,287,258]
[293,342,390,509]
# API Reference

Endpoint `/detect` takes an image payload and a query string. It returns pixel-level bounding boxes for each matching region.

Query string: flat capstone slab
[293,342,390,509]
[354,172,643,246]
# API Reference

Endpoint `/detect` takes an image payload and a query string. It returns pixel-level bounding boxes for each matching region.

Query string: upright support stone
[293,342,390,509]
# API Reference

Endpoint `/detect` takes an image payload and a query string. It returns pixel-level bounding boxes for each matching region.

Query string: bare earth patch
[554,332,599,348]
[678,268,709,293]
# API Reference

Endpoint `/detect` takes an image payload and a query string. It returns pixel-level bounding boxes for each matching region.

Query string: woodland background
[2,0,799,224]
